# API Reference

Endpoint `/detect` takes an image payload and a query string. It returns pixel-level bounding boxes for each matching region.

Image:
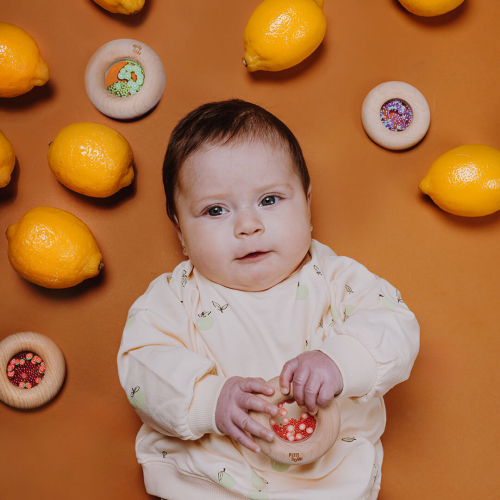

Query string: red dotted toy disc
[7,351,45,389]
[269,400,317,443]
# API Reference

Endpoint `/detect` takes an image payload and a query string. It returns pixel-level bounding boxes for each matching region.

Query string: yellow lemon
[0,22,49,98]
[93,0,145,14]
[6,207,103,289]
[0,130,15,188]
[243,0,326,72]
[47,122,134,198]
[419,145,500,217]
[397,0,465,17]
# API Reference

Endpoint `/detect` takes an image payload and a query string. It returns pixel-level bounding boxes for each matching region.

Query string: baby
[117,99,420,500]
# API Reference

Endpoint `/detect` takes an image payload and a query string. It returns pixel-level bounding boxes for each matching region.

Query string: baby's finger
[237,412,275,445]
[290,367,311,408]
[237,393,278,416]
[279,357,299,395]
[239,377,275,397]
[316,381,336,407]
[228,422,263,454]
[303,374,322,415]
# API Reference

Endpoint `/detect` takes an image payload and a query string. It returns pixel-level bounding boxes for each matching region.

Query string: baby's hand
[215,376,279,453]
[279,351,343,415]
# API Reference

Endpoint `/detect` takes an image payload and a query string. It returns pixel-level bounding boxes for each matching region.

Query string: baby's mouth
[237,251,269,261]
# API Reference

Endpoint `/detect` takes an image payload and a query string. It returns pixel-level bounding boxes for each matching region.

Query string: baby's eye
[207,206,227,216]
[260,196,280,206]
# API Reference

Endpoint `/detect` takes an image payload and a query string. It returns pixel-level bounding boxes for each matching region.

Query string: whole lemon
[397,0,465,17]
[47,122,134,198]
[92,0,145,14]
[419,145,500,217]
[0,130,15,188]
[6,207,103,289]
[0,22,49,98]
[243,0,326,72]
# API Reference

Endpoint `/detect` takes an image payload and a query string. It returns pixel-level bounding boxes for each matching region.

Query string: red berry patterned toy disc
[7,351,46,389]
[0,332,66,410]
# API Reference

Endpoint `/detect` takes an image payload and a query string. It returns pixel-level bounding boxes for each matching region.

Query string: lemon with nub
[397,0,465,17]
[47,122,134,198]
[243,0,326,72]
[93,0,145,14]
[6,207,103,288]
[0,22,49,98]
[0,130,15,188]
[419,145,500,217]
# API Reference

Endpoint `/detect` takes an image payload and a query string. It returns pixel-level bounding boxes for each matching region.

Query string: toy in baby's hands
[248,376,340,465]
[216,351,342,464]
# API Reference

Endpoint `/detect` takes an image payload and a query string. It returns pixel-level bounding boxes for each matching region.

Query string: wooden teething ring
[0,332,66,409]
[85,39,165,120]
[248,376,341,465]
[361,81,430,150]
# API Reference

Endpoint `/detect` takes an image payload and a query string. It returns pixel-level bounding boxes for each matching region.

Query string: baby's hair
[162,99,310,225]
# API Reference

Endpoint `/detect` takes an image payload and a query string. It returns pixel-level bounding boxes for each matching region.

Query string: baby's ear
[175,226,184,247]
[307,184,312,214]
[176,226,188,257]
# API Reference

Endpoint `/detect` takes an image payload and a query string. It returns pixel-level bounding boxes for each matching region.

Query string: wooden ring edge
[0,332,66,409]
[85,39,165,119]
[249,376,341,465]
[361,81,431,150]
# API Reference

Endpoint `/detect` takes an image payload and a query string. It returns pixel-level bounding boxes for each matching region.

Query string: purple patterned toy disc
[380,99,413,132]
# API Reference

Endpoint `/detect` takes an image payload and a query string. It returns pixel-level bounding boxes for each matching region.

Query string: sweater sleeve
[117,273,228,440]
[312,256,420,404]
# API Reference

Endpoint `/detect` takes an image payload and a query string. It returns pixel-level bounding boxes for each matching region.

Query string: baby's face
[175,139,312,291]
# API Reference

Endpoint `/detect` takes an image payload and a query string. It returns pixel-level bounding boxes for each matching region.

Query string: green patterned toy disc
[105,59,145,98]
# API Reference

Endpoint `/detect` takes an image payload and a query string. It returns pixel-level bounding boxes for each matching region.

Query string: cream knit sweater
[117,239,419,500]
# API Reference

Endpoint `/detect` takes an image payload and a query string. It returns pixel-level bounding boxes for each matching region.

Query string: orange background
[1,1,499,499]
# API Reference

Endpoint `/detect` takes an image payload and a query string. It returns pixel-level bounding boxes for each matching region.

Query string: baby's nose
[235,210,264,237]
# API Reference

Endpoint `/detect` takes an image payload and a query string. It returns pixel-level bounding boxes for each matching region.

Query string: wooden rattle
[85,39,165,120]
[361,81,430,150]
[248,376,341,465]
[0,332,66,409]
